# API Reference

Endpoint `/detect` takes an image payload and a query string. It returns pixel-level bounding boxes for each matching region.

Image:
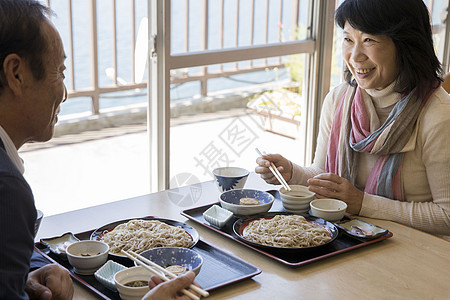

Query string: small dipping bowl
[279,185,315,213]
[138,247,203,275]
[219,189,274,215]
[310,198,347,222]
[66,240,109,275]
[114,266,151,300]
[212,167,249,192]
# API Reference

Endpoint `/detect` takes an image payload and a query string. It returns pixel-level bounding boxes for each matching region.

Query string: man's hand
[25,264,73,300]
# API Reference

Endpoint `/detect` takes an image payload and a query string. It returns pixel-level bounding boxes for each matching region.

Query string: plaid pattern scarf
[325,85,432,200]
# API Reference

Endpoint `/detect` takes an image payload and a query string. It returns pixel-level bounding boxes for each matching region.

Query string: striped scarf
[325,85,432,201]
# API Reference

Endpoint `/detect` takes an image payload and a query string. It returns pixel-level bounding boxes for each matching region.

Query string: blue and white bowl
[137,247,203,275]
[213,167,249,192]
[219,189,274,215]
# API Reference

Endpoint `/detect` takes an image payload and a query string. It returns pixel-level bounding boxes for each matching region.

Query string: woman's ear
[2,53,25,96]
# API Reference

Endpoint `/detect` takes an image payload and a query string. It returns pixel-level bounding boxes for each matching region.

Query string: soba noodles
[242,215,331,248]
[100,219,193,254]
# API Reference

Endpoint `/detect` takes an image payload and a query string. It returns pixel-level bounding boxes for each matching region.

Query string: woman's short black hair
[0,0,51,90]
[335,0,442,97]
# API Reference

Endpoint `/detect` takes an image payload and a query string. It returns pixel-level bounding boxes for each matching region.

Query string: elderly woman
[256,0,450,238]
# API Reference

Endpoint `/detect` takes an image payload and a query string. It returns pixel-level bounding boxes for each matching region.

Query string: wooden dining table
[35,172,450,300]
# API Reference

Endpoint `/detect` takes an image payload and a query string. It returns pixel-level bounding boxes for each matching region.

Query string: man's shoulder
[0,148,22,176]
[0,149,31,197]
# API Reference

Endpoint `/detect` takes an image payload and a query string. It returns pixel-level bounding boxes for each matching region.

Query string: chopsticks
[121,250,209,300]
[255,148,291,191]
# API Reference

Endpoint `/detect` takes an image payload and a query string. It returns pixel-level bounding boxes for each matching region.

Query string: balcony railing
[44,0,311,115]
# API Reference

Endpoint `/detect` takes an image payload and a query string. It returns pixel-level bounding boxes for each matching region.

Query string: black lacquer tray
[35,217,261,299]
[181,190,393,267]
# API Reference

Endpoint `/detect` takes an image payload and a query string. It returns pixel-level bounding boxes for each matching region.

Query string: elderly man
[0,1,198,299]
[0,0,73,298]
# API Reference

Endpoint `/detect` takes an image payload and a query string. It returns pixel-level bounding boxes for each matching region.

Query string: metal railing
[44,0,309,115]
[44,0,449,118]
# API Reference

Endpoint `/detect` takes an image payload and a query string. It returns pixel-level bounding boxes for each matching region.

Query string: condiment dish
[40,232,80,260]
[94,260,127,291]
[203,205,233,228]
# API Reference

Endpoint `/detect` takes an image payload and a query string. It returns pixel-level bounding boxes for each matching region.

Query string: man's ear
[3,53,25,96]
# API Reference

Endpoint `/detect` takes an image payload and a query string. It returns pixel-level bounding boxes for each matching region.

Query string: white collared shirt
[0,125,25,174]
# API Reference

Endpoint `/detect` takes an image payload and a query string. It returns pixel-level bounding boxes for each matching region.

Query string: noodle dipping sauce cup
[114,266,151,300]
[66,240,109,275]
[213,167,249,192]
[279,185,315,213]
[310,199,347,222]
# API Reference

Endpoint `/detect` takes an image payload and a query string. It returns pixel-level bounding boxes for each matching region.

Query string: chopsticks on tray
[121,250,209,300]
[255,148,292,191]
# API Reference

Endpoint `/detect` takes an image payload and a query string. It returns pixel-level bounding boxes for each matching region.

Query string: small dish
[94,260,127,291]
[335,218,388,239]
[219,189,274,215]
[138,247,203,275]
[203,205,233,228]
[40,232,80,260]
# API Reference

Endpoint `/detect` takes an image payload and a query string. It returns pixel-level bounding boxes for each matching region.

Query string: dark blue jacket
[0,139,37,299]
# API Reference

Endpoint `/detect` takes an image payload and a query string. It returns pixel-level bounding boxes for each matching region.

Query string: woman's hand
[307,173,364,214]
[255,153,292,185]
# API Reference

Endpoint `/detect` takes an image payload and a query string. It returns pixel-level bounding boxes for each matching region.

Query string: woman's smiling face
[342,22,399,90]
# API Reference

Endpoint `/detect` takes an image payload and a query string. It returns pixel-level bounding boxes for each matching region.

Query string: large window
[149,0,335,191]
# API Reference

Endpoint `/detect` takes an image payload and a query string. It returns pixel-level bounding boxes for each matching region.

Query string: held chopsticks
[255,148,292,191]
[120,250,209,299]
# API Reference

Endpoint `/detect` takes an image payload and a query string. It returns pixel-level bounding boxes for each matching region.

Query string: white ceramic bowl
[203,205,233,228]
[279,185,315,213]
[310,199,347,222]
[66,240,109,275]
[219,189,274,215]
[114,266,151,300]
[138,247,203,275]
[212,167,249,192]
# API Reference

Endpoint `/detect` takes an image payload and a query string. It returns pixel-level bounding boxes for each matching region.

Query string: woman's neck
[364,81,401,108]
